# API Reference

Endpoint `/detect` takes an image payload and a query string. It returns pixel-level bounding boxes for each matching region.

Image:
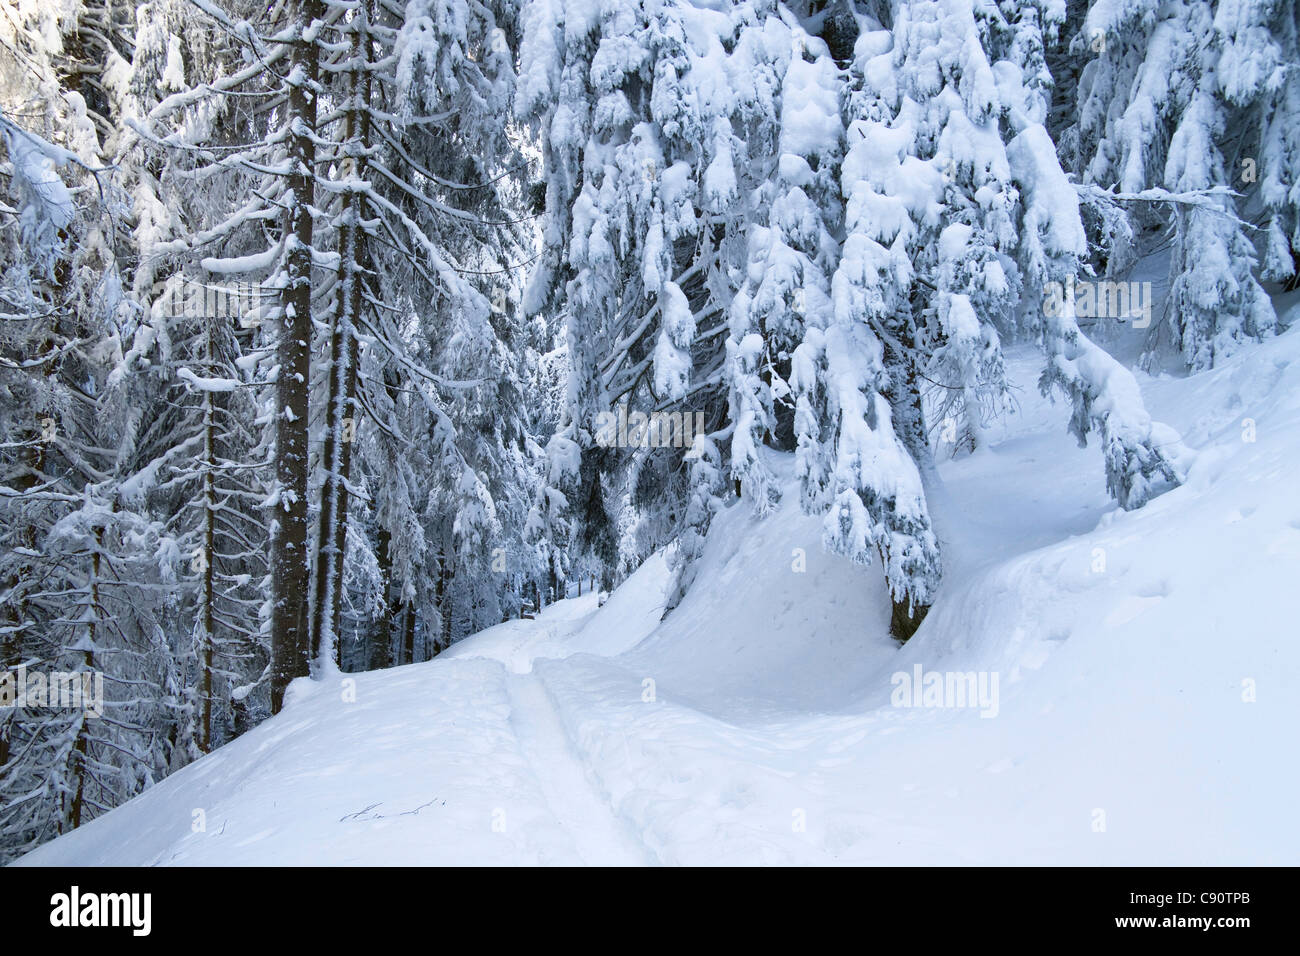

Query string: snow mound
[442,551,673,672]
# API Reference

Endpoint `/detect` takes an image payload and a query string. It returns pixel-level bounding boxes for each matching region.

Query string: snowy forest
[1,0,1297,868]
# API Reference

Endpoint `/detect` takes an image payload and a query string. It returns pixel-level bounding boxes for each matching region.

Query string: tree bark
[439,559,453,651]
[198,321,216,752]
[366,522,393,670]
[402,602,416,664]
[311,7,370,667]
[270,0,323,713]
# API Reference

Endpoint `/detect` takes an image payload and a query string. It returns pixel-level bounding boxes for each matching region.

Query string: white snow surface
[15,325,1300,866]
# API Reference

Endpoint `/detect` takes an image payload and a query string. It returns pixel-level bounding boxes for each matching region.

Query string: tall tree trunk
[439,561,453,651]
[366,522,393,670]
[433,551,446,645]
[402,602,416,664]
[311,8,370,667]
[198,323,217,752]
[270,0,323,713]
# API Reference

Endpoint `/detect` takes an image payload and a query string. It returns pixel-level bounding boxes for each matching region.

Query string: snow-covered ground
[14,319,1300,866]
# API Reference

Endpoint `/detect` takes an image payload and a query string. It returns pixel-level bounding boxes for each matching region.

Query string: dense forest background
[1,0,1295,862]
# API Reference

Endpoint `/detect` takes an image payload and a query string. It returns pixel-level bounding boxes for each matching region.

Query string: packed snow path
[15,328,1300,866]
[504,671,651,865]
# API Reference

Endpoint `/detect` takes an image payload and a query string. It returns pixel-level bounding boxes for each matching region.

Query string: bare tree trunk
[311,8,370,667]
[270,0,323,713]
[366,523,393,670]
[402,602,416,664]
[439,559,453,651]
[199,324,217,752]
[433,551,446,646]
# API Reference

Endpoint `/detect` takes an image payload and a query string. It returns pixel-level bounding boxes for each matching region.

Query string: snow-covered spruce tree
[0,111,93,857]
[0,0,538,861]
[101,0,273,758]
[790,0,1025,634]
[1212,0,1300,292]
[141,0,537,670]
[1070,0,1282,369]
[1243,4,1300,290]
[158,306,270,756]
[521,0,1185,638]
[517,0,799,605]
[790,18,939,637]
[331,0,538,655]
[731,27,844,516]
[512,1,915,630]
[522,336,570,607]
[133,0,337,710]
[0,109,179,861]
[832,0,1182,553]
[0,3,210,856]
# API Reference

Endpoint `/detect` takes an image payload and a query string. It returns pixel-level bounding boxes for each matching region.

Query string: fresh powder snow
[17,320,1300,866]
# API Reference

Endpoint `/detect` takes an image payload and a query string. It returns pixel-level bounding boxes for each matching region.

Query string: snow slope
[14,324,1300,866]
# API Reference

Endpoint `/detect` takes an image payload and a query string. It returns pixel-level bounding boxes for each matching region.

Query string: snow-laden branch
[1074,183,1256,229]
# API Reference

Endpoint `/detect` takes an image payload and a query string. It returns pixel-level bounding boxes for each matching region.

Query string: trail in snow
[505,672,653,866]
